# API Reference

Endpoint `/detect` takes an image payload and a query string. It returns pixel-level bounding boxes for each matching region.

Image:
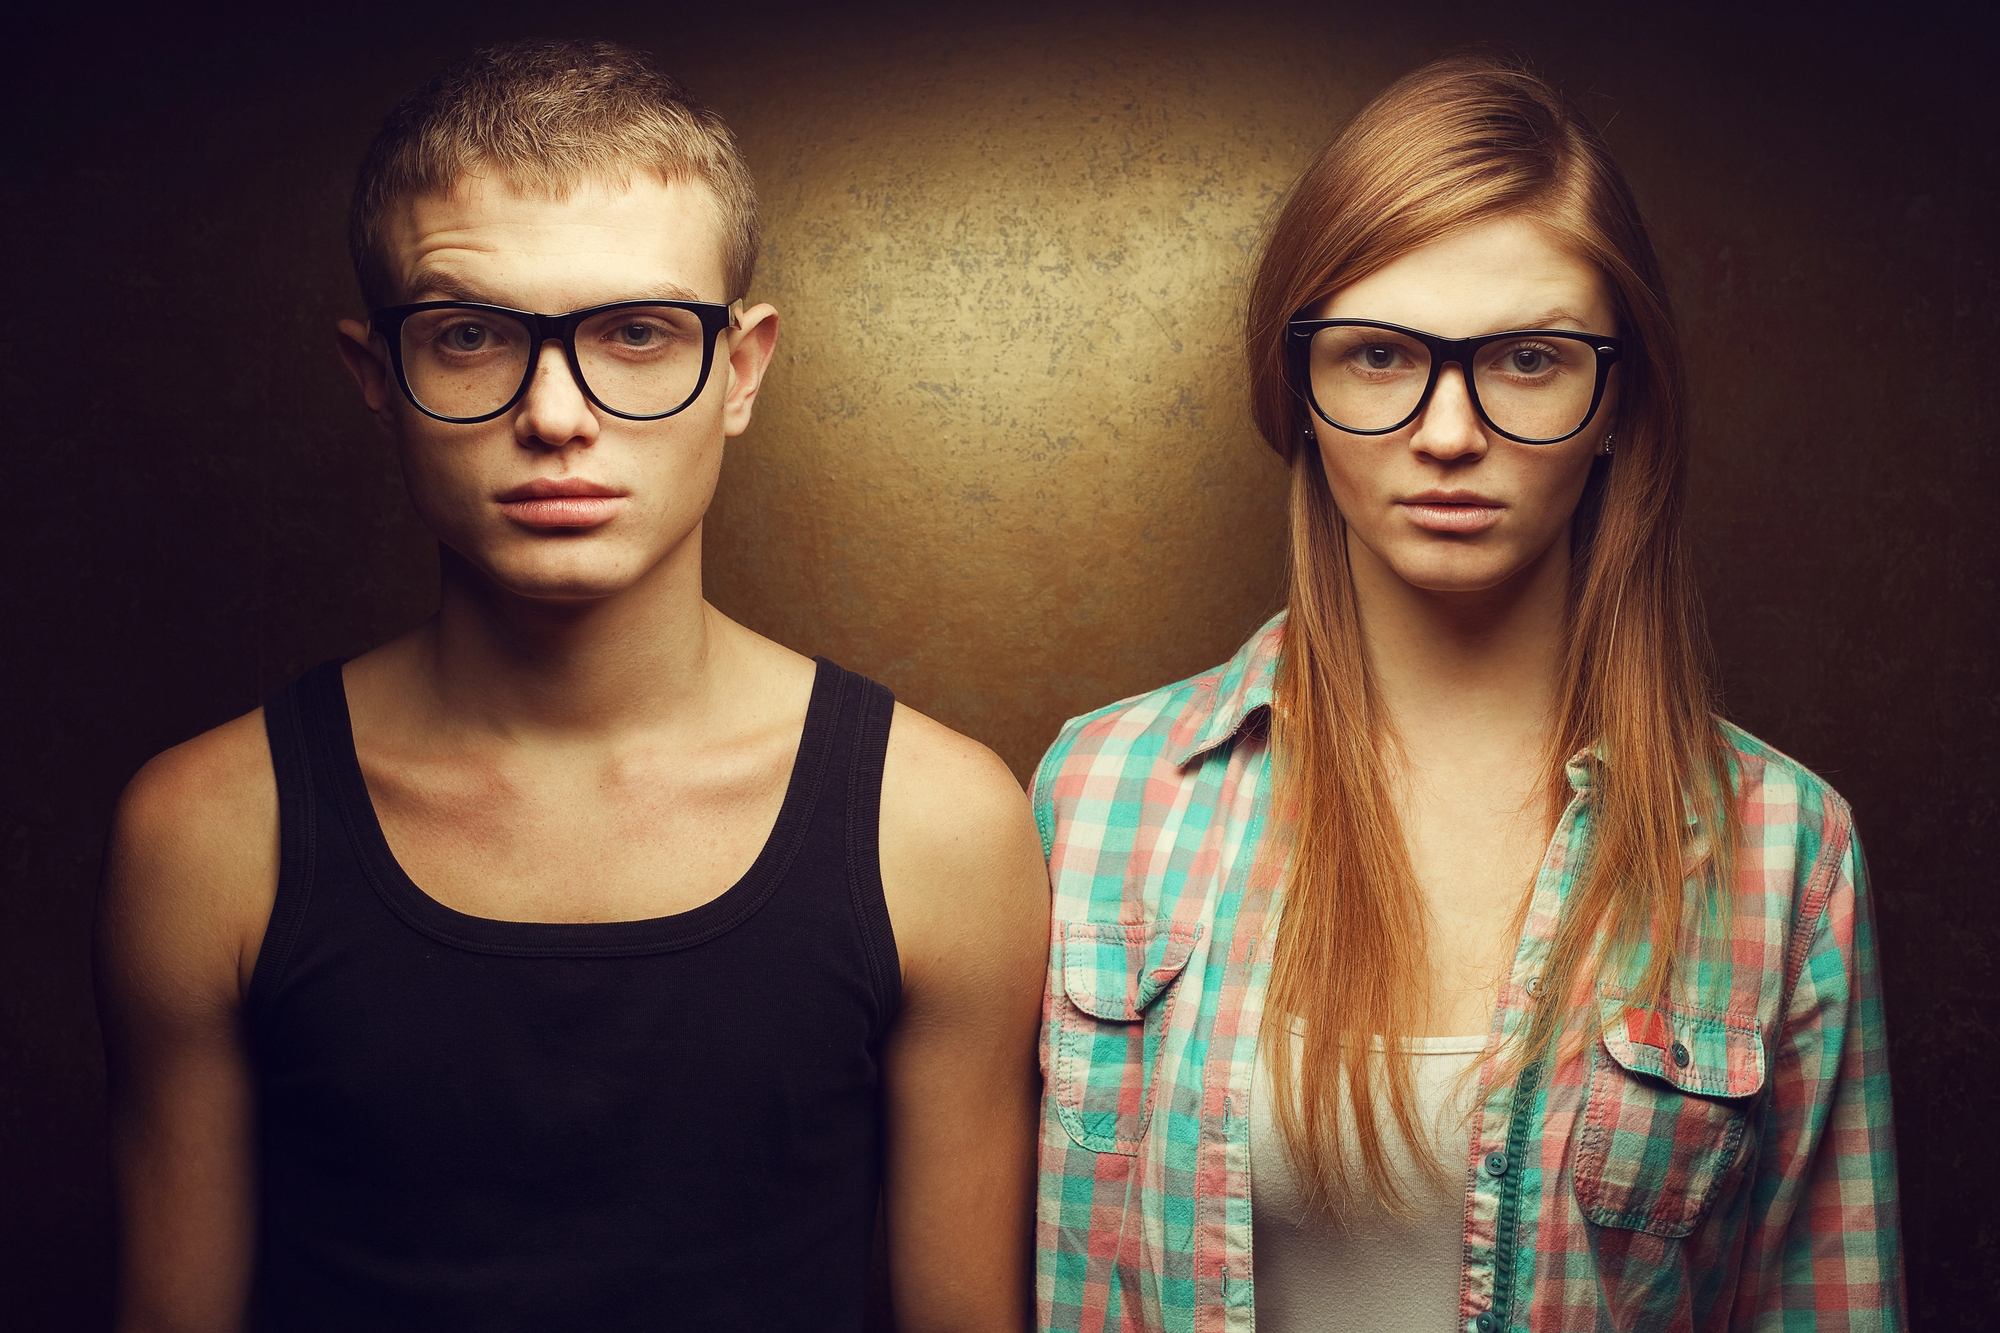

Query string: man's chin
[445,544,657,607]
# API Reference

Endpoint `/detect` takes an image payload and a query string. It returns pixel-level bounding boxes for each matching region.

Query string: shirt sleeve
[1737,818,1906,1330]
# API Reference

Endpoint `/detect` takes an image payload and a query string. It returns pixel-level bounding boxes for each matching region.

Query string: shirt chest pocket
[1051,921,1201,1157]
[1573,999,1767,1239]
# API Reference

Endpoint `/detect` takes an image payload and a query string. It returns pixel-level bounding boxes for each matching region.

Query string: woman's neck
[1347,525,1571,772]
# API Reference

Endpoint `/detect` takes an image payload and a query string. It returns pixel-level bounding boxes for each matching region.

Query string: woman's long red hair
[1246,55,1736,1215]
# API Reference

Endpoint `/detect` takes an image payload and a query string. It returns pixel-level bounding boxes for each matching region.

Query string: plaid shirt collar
[1168,611,1621,792]
[1164,614,1285,767]
[1184,613,1701,831]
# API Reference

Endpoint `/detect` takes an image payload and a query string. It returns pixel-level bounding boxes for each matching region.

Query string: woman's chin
[1379,546,1549,598]
[1351,525,1567,600]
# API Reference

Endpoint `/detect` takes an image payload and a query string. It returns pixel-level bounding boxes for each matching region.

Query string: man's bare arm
[96,711,277,1333]
[877,706,1050,1332]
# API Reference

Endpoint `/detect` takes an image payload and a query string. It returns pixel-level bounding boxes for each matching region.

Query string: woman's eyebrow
[1513,308,1590,330]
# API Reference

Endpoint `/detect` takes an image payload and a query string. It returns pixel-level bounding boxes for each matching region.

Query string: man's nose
[514,342,598,451]
[1408,363,1488,461]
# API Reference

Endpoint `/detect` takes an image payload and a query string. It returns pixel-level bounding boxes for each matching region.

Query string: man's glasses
[369,298,741,424]
[1287,318,1623,445]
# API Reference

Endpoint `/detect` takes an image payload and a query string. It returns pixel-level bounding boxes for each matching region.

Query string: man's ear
[720,303,780,438]
[336,319,400,438]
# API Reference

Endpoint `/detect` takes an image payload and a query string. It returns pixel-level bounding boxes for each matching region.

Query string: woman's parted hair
[347,39,760,310]
[1245,55,1735,1217]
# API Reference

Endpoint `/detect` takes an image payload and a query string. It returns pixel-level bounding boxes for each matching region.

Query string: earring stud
[1601,430,1616,456]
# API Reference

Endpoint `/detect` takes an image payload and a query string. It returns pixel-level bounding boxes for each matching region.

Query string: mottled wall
[4,3,1994,1327]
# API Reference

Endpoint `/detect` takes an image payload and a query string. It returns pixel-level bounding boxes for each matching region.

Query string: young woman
[1031,57,1901,1333]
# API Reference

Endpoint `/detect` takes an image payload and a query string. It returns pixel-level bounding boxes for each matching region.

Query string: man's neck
[1349,528,1570,773]
[411,531,726,744]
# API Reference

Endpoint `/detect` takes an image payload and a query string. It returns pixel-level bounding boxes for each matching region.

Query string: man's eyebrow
[401,271,709,308]
[403,271,494,303]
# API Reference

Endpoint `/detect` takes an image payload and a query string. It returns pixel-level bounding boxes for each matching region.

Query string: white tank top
[1249,1028,1487,1332]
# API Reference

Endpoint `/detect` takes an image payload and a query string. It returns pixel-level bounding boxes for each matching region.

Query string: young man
[96,41,1048,1331]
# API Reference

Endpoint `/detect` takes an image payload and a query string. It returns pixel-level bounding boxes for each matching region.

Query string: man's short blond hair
[348,39,759,309]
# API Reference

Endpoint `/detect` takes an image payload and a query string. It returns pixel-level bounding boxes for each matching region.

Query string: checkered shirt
[1030,612,1903,1332]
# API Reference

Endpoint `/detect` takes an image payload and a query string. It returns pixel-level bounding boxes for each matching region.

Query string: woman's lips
[496,479,627,530]
[1397,495,1504,533]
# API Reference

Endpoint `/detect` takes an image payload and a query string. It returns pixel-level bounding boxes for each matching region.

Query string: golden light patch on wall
[702,25,1375,776]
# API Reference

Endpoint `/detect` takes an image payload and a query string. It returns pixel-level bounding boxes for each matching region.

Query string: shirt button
[1671,1041,1690,1068]
[1524,975,1540,996]
[1484,1150,1509,1178]
[1475,1313,1498,1333]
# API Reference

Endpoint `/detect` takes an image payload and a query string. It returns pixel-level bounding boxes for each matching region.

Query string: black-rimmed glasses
[1287,317,1623,445]
[369,298,741,424]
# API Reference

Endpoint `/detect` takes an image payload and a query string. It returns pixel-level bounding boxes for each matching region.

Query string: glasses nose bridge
[1423,335,1475,389]
[1419,333,1491,421]
[1427,333,1479,375]
[520,313,593,407]
[523,310,578,357]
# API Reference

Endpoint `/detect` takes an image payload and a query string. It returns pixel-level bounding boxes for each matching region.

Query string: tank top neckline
[305,655,846,959]
[1269,1015,1492,1055]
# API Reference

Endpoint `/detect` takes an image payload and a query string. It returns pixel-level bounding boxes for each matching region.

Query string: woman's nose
[1409,363,1488,461]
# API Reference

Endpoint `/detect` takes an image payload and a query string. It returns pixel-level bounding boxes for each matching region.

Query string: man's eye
[443,323,491,352]
[615,323,660,347]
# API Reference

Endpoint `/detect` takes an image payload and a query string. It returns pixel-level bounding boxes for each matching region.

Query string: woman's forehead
[1319,217,1614,337]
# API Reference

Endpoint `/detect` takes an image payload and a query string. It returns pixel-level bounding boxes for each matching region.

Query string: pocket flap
[1598,996,1765,1099]
[1061,921,1202,1021]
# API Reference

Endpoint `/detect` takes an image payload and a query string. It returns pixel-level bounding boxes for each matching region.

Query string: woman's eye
[1357,344,1401,370]
[1504,345,1556,374]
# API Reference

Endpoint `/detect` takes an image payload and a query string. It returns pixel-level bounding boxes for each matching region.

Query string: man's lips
[1397,490,1505,534]
[496,478,628,529]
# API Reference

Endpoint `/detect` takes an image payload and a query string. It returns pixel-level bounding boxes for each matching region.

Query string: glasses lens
[398,308,533,420]
[1307,325,1432,431]
[1473,335,1602,442]
[574,305,712,417]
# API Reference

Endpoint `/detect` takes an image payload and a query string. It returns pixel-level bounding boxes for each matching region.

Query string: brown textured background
[4,2,1994,1326]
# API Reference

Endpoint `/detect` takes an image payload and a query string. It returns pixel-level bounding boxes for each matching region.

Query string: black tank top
[246,658,901,1331]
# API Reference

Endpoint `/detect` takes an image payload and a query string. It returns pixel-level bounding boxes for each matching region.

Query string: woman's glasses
[1287,318,1622,445]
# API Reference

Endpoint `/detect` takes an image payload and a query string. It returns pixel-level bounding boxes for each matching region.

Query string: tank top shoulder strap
[247,659,346,1015]
[249,657,902,1016]
[813,657,901,1020]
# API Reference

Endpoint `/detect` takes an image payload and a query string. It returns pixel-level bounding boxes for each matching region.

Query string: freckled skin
[99,171,1047,1333]
[1310,216,1622,1037]
[1315,214,1617,602]
[347,174,752,607]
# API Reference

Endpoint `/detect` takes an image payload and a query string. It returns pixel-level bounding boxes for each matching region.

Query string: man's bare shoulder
[104,708,278,999]
[878,703,1047,993]
[116,709,275,858]
[881,703,1032,846]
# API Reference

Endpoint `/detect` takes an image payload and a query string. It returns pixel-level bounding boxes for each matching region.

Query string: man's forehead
[382,171,730,306]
